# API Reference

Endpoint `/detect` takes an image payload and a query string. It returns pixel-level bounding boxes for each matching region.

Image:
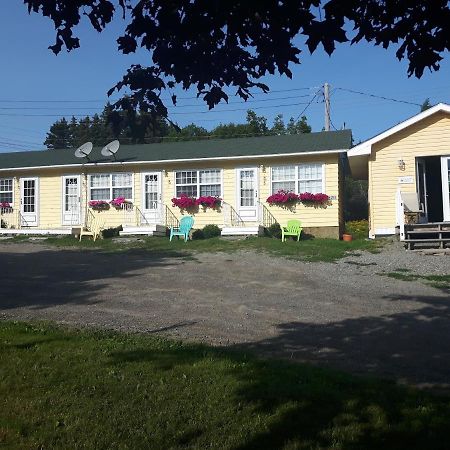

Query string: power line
[0,93,315,111]
[295,89,321,121]
[0,87,315,104]
[0,100,313,118]
[335,87,421,107]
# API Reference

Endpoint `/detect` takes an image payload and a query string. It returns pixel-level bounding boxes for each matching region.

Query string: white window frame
[0,177,14,206]
[270,163,326,194]
[173,168,223,198]
[88,173,134,201]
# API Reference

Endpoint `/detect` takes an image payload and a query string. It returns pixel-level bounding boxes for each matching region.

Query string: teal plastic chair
[170,216,194,242]
[281,219,302,242]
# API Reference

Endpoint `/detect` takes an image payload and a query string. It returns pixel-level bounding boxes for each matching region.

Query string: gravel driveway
[1,241,449,387]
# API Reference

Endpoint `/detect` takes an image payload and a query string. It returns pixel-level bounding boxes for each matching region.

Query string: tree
[44,118,73,150]
[271,114,286,135]
[420,98,433,112]
[286,116,312,134]
[25,1,450,122]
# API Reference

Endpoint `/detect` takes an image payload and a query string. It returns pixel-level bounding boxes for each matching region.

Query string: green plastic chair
[281,219,302,242]
[170,216,194,242]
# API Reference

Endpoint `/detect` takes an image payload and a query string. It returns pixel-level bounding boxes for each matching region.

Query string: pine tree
[44,118,73,149]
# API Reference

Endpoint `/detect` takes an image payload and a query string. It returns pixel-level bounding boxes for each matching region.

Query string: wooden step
[406,230,450,235]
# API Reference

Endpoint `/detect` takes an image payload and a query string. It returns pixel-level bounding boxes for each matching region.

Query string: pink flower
[266,190,299,205]
[0,202,11,208]
[171,194,197,209]
[88,200,110,209]
[195,196,221,208]
[110,197,129,207]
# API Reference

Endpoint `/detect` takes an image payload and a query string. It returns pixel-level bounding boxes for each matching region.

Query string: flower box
[171,194,197,210]
[0,202,12,210]
[266,190,330,207]
[110,197,132,209]
[195,196,222,209]
[88,200,110,210]
[266,190,299,206]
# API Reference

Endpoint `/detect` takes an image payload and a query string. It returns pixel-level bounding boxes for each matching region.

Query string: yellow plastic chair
[80,214,105,242]
[281,219,302,242]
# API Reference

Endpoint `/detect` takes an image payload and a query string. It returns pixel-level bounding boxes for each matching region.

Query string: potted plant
[110,196,132,209]
[88,200,110,211]
[171,194,197,210]
[266,190,299,206]
[195,196,222,209]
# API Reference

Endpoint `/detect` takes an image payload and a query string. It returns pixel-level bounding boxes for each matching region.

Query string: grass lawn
[9,234,381,262]
[380,270,450,290]
[1,322,450,449]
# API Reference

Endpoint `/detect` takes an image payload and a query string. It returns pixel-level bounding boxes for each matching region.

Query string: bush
[345,220,369,239]
[101,226,122,239]
[265,223,282,239]
[202,224,221,239]
[192,229,205,240]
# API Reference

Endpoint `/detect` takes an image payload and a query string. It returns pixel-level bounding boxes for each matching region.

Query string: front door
[20,177,38,227]
[142,172,162,223]
[442,156,450,222]
[416,158,428,222]
[62,175,81,226]
[236,167,259,222]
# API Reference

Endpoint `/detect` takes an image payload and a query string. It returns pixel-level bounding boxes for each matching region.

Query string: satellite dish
[74,142,93,160]
[101,140,120,160]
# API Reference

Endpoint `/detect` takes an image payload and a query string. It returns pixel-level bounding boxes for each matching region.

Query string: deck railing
[0,208,21,229]
[164,205,179,229]
[257,201,277,228]
[222,202,245,227]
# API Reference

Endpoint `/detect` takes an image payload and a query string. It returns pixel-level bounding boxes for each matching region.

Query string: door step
[404,222,450,250]
[120,224,167,236]
[221,225,264,237]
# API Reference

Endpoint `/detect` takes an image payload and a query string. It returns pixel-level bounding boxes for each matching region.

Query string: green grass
[1,321,450,450]
[7,234,381,262]
[381,271,450,290]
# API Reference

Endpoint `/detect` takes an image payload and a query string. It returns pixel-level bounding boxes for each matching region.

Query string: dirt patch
[1,242,449,387]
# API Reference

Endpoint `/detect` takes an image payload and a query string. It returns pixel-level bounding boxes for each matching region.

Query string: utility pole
[324,82,330,131]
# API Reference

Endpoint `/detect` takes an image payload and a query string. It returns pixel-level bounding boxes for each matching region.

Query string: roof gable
[348,103,450,157]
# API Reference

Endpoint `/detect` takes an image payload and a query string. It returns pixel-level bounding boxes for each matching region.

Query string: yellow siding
[1,153,341,233]
[369,112,450,234]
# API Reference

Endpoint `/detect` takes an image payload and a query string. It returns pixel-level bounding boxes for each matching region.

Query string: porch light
[397,159,406,171]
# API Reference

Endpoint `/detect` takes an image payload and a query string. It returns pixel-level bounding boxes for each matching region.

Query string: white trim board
[348,103,450,157]
[0,149,347,172]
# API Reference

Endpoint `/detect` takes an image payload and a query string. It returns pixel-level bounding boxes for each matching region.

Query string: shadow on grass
[109,338,450,450]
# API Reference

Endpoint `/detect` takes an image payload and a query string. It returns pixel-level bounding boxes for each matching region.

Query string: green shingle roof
[0,130,351,170]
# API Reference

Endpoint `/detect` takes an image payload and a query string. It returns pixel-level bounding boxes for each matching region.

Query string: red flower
[171,194,197,209]
[266,190,299,205]
[195,196,221,208]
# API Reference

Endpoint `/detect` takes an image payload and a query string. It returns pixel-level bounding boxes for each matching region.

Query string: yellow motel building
[0,130,351,238]
[348,103,450,246]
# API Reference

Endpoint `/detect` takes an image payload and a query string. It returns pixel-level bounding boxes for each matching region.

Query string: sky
[1,1,450,153]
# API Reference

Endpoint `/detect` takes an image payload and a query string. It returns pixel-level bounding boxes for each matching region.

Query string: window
[175,169,221,197]
[89,173,133,201]
[0,178,13,204]
[271,163,324,194]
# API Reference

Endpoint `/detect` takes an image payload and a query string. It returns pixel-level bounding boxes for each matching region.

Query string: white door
[236,167,259,221]
[20,177,38,227]
[442,156,450,222]
[62,175,81,226]
[142,172,162,223]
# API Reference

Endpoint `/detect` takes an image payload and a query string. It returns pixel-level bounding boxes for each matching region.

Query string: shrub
[202,224,221,239]
[265,222,282,239]
[345,220,369,239]
[101,226,123,239]
[192,229,205,240]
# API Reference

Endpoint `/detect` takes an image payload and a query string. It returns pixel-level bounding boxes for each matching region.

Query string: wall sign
[398,176,414,184]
